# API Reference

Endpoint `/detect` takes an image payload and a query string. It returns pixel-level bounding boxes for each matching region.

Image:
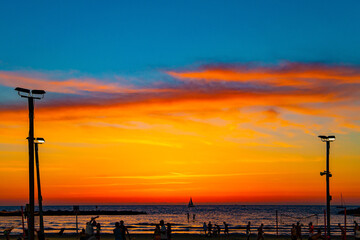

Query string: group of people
[80,216,101,240]
[79,217,131,240]
[199,220,360,240]
[291,222,306,240]
[290,221,360,240]
[202,221,229,237]
[153,220,171,240]
[202,221,264,239]
[113,220,130,240]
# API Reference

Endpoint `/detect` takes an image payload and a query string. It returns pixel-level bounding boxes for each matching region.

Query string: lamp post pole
[326,140,331,238]
[15,87,46,240]
[35,141,45,240]
[319,135,335,238]
[28,97,35,240]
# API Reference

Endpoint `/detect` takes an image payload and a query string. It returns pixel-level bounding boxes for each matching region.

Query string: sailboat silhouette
[188,197,195,208]
[336,193,346,209]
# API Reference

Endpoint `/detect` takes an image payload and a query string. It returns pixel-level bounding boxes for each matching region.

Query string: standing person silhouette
[355,221,360,240]
[86,216,99,240]
[203,222,207,235]
[208,221,213,237]
[291,224,297,240]
[80,228,87,240]
[257,224,264,240]
[246,222,251,240]
[308,222,314,238]
[160,220,167,240]
[95,223,101,240]
[119,220,130,240]
[154,224,161,240]
[216,224,221,236]
[113,222,121,240]
[223,222,229,236]
[296,222,303,240]
[166,223,172,240]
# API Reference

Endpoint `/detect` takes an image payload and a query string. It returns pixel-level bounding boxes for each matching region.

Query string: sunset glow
[0,1,359,206]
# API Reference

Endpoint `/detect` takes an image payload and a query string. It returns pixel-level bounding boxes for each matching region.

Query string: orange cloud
[0,71,174,94]
[167,62,360,86]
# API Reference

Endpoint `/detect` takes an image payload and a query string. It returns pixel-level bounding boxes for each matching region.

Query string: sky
[0,0,359,205]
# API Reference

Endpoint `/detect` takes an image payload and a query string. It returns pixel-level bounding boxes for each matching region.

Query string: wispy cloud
[95,172,281,180]
[50,181,191,188]
[0,71,173,94]
[115,138,182,148]
[167,62,360,86]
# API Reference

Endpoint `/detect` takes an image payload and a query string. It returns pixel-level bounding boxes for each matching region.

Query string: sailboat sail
[188,197,195,208]
[336,193,346,209]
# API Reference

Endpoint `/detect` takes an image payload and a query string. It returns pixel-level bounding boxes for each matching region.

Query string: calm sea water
[1,205,359,236]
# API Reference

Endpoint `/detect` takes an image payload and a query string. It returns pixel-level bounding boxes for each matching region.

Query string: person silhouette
[246,222,251,240]
[223,222,229,235]
[296,222,303,240]
[355,221,360,240]
[257,224,264,240]
[166,223,172,240]
[203,222,207,235]
[154,224,161,240]
[309,222,314,237]
[291,224,296,240]
[119,220,130,240]
[208,221,213,236]
[113,222,121,240]
[160,220,167,240]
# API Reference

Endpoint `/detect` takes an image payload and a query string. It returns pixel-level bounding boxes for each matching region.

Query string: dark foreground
[4,234,346,240]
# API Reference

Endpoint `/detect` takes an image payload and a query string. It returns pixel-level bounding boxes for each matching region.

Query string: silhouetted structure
[318,135,336,237]
[15,87,46,240]
[35,137,45,240]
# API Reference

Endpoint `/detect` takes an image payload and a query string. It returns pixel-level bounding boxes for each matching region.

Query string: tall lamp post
[318,135,336,238]
[15,87,46,240]
[35,137,45,240]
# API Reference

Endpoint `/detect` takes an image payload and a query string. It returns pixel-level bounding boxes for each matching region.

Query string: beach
[3,234,347,240]
[1,205,358,237]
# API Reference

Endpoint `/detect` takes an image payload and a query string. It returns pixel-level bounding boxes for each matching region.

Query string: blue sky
[1,0,359,76]
[0,0,360,108]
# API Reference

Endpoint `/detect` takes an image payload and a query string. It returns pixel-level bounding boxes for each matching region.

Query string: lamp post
[35,137,45,240]
[319,135,336,238]
[15,87,46,240]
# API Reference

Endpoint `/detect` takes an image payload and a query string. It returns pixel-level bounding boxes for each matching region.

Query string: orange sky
[0,62,359,205]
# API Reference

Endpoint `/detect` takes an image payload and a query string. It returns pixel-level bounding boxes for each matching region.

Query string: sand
[5,234,345,240]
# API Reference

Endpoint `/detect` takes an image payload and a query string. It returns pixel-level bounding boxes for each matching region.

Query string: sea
[1,205,359,236]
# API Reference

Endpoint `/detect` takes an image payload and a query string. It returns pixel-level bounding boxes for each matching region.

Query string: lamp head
[318,135,336,142]
[34,137,45,144]
[15,87,46,99]
[15,87,31,97]
[327,136,336,141]
[31,89,46,99]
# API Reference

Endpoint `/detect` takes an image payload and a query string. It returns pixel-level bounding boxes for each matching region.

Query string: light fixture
[318,134,336,237]
[15,87,46,99]
[35,138,45,144]
[318,135,336,142]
